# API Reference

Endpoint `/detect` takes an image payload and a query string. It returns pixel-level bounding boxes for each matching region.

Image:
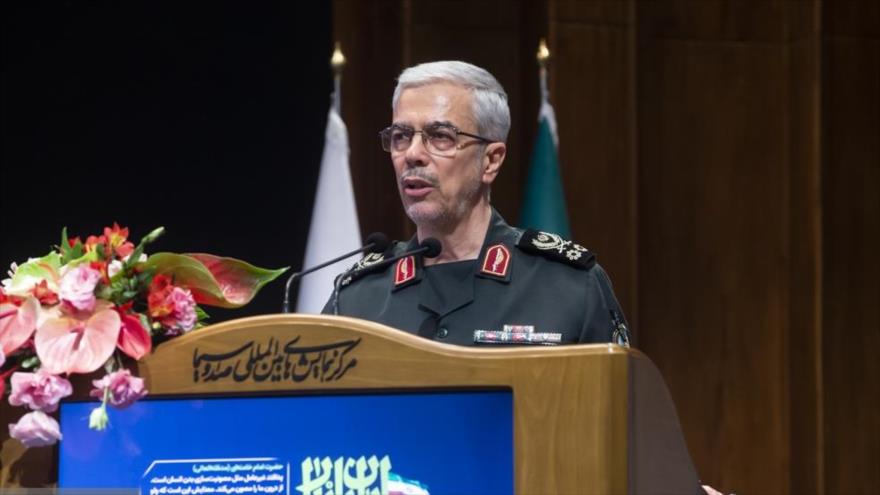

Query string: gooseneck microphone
[331,237,442,315]
[282,232,390,313]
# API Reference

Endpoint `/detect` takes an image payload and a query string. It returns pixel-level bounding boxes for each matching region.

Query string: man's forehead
[393,82,474,127]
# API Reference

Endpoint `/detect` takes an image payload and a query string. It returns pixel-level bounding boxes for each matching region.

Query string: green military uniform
[323,209,629,347]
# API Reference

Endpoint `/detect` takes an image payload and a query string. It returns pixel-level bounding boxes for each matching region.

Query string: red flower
[89,261,111,285]
[0,365,21,399]
[104,223,135,259]
[30,281,59,306]
[67,237,82,248]
[85,235,110,258]
[147,275,174,319]
[113,305,151,360]
[0,290,24,306]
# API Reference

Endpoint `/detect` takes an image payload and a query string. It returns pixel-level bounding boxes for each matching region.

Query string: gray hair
[392,61,510,142]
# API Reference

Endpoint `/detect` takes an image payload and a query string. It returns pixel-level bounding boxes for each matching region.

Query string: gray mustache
[400,169,439,187]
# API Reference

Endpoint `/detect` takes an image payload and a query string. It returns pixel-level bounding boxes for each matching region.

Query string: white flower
[122,253,148,263]
[107,260,124,278]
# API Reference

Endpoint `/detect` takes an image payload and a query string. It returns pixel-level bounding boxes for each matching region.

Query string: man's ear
[481,142,506,185]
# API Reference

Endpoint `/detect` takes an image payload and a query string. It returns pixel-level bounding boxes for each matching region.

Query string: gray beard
[405,177,484,229]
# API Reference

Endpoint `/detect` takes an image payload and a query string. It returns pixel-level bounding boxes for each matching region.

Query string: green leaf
[5,252,62,295]
[66,248,101,267]
[144,252,287,308]
[59,227,86,265]
[21,356,40,369]
[60,227,71,261]
[123,226,165,272]
[194,305,210,321]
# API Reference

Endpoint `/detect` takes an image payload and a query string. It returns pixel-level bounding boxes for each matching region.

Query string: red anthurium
[114,307,151,360]
[35,301,120,375]
[0,297,39,356]
[31,281,59,306]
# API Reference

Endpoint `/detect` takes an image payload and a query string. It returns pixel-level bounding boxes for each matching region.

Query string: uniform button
[436,327,449,339]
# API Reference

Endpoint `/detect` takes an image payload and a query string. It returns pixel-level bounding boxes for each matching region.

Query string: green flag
[520,103,571,237]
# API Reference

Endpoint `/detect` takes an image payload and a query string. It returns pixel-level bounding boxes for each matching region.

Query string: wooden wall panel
[638,0,788,42]
[550,0,638,333]
[821,2,880,490]
[333,0,410,240]
[785,4,823,493]
[637,36,790,493]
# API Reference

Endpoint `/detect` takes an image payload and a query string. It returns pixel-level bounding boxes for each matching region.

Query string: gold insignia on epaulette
[340,252,385,286]
[532,231,589,261]
[357,252,385,269]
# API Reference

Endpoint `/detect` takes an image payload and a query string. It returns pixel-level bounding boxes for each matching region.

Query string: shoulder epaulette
[516,229,596,270]
[339,242,403,287]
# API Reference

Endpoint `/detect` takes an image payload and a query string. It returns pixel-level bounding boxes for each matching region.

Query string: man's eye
[428,130,455,143]
[391,130,411,141]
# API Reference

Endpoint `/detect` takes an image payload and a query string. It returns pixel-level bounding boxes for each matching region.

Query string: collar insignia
[480,244,511,278]
[394,256,416,286]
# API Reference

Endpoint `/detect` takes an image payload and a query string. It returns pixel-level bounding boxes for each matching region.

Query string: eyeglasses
[379,123,494,155]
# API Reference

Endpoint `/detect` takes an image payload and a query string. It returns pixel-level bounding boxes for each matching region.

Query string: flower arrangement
[0,224,286,447]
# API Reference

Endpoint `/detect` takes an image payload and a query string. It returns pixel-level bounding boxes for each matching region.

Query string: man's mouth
[401,177,435,198]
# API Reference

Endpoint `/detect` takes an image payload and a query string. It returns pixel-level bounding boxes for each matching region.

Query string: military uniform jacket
[323,209,629,347]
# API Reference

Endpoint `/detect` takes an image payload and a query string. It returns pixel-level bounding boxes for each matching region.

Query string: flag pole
[330,42,346,114]
[536,38,558,147]
[537,38,550,105]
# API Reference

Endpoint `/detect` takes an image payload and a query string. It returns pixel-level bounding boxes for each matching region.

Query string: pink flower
[8,370,73,413]
[8,410,62,448]
[0,348,5,368]
[35,300,121,375]
[58,265,102,313]
[0,297,39,356]
[155,286,197,335]
[90,369,147,409]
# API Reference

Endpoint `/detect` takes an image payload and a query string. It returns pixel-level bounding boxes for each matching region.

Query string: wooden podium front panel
[140,315,631,494]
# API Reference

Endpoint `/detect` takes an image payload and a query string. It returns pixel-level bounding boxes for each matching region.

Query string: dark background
[1,1,331,318]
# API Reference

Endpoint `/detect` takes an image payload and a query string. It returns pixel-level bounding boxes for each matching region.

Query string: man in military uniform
[324,60,629,347]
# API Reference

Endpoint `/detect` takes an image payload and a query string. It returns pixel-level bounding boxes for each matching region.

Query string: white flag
[296,107,361,313]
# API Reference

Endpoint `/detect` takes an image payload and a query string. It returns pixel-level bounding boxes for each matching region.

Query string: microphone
[331,237,442,315]
[282,232,389,313]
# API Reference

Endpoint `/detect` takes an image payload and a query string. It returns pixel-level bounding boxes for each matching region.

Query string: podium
[2,314,699,493]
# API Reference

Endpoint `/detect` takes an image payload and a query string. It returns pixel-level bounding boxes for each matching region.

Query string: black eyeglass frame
[378,123,495,153]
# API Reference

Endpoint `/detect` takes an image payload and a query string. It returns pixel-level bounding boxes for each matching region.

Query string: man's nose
[404,132,429,165]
